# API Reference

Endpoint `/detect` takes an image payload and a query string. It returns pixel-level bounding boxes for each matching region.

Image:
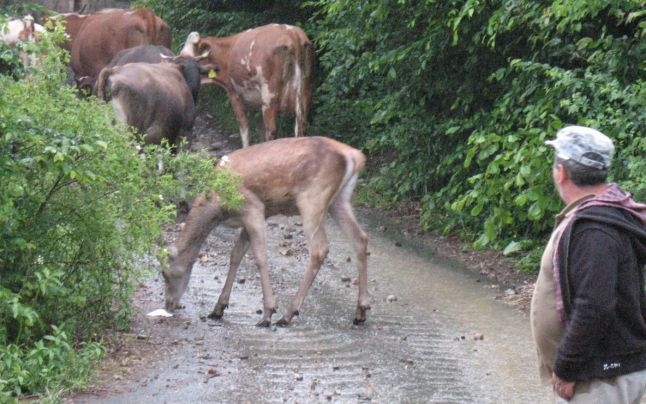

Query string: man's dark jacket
[555,205,646,381]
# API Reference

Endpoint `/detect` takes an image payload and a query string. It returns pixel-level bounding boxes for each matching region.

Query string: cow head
[160,51,214,102]
[21,15,35,41]
[76,75,96,97]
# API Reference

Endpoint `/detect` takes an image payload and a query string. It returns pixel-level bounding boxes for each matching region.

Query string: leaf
[503,241,524,256]
[514,193,528,206]
[528,202,543,220]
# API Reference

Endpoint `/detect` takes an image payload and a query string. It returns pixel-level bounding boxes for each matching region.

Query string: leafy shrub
[309,0,645,265]
[134,0,313,51]
[0,26,242,400]
[445,0,646,254]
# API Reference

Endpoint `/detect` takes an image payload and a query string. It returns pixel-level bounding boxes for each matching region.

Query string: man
[531,125,646,402]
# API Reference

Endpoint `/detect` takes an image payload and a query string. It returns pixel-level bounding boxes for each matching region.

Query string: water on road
[68,210,549,403]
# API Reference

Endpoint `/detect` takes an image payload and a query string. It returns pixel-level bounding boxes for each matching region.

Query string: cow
[1,15,46,68]
[71,8,171,84]
[101,44,212,104]
[43,12,89,51]
[0,15,44,44]
[180,24,316,148]
[94,61,197,150]
[162,136,370,327]
[105,44,174,67]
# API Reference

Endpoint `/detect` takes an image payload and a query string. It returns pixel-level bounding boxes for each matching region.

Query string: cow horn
[160,53,173,60]
[186,31,200,44]
[194,49,210,61]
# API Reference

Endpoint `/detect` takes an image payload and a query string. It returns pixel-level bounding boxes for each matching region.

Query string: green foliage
[0,27,242,400]
[0,325,104,401]
[445,0,646,252]
[134,0,313,51]
[309,0,646,263]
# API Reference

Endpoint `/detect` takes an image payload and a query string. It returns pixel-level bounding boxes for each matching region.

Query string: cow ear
[160,53,174,63]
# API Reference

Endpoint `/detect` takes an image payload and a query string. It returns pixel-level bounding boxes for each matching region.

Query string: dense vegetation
[0,10,242,401]
[140,0,645,266]
[1,0,644,400]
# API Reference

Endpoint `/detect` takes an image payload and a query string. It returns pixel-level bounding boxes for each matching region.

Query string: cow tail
[298,41,315,136]
[95,67,113,100]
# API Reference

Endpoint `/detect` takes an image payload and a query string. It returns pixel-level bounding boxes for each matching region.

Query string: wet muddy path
[65,104,550,403]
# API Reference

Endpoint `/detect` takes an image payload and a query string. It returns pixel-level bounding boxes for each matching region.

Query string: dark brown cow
[101,44,210,104]
[71,8,171,82]
[180,24,315,148]
[95,61,196,150]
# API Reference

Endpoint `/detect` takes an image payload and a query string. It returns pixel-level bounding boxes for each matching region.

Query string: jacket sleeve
[554,222,621,381]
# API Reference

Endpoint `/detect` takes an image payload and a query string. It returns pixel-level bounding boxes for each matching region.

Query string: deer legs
[330,187,370,324]
[209,206,279,327]
[208,228,250,320]
[276,215,329,326]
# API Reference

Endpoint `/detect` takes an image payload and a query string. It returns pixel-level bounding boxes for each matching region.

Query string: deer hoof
[208,303,228,320]
[275,318,290,327]
[256,319,272,327]
[353,305,370,325]
[207,311,223,320]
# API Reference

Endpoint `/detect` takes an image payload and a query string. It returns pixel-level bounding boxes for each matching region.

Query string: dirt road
[64,102,547,403]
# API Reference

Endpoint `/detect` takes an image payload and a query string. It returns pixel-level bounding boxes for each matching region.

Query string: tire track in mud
[69,206,546,404]
[171,215,481,403]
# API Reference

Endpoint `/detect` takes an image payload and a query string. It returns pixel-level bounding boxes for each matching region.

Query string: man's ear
[555,163,568,184]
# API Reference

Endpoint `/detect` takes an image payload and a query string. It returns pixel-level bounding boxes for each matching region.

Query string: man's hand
[552,373,576,400]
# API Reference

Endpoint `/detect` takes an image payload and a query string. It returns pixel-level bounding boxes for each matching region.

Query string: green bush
[444,0,646,254]
[309,0,645,263]
[0,25,242,400]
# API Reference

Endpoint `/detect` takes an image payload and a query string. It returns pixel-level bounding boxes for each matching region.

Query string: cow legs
[228,92,251,148]
[262,103,278,143]
[208,228,250,320]
[329,183,370,325]
[293,57,311,138]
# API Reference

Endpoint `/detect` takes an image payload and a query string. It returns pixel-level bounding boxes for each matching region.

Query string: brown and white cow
[163,136,370,326]
[0,15,44,44]
[71,8,171,83]
[94,61,197,150]
[1,15,46,67]
[180,24,315,148]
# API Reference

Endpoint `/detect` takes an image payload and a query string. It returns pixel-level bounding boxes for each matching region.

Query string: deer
[162,136,370,327]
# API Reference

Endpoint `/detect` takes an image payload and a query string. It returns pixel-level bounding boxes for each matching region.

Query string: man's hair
[557,155,608,186]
